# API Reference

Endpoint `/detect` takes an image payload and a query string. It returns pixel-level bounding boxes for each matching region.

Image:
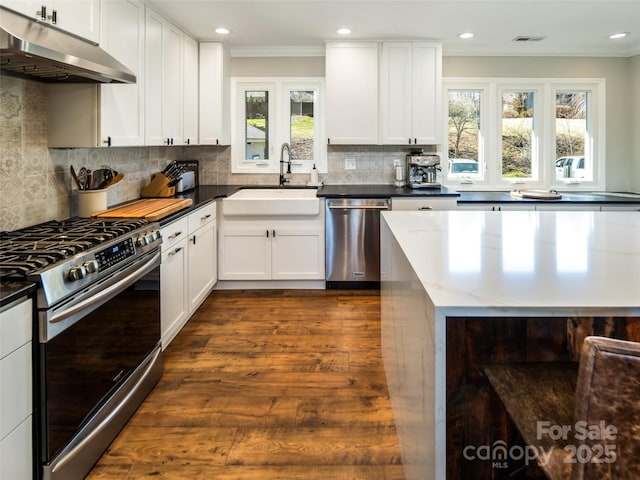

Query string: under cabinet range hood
[0,6,135,83]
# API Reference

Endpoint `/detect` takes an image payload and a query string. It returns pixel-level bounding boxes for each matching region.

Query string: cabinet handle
[414,138,417,144]
[103,136,112,147]
[418,206,433,211]
[168,231,183,240]
[408,138,412,144]
[50,9,57,24]
[327,138,331,145]
[266,230,269,238]
[185,138,190,145]
[216,139,219,145]
[191,235,196,245]
[272,230,276,238]
[37,5,46,21]
[201,214,211,221]
[168,247,183,256]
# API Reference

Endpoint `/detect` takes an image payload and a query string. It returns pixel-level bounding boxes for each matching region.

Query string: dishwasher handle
[328,204,390,210]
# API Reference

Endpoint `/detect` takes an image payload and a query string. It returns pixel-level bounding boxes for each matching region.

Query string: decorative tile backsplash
[0,77,436,231]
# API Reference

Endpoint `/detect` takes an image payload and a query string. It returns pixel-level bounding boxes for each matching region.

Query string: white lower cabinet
[391,197,457,211]
[457,203,535,211]
[219,226,324,280]
[160,203,216,348]
[0,297,33,480]
[219,204,325,281]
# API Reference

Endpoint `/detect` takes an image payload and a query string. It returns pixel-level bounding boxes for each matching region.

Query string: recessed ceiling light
[336,28,351,35]
[608,32,629,39]
[215,27,230,35]
[458,32,474,39]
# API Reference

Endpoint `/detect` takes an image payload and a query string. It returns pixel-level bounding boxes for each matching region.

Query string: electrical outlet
[344,158,356,170]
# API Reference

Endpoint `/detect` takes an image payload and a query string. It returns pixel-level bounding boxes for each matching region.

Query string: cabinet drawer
[188,202,216,233]
[0,298,32,359]
[0,416,32,480]
[160,217,189,252]
[391,197,456,211]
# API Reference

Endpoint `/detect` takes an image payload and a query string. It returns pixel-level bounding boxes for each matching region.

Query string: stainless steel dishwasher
[325,198,391,288]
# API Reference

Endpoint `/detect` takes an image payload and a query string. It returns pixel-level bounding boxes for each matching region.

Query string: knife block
[141,173,176,198]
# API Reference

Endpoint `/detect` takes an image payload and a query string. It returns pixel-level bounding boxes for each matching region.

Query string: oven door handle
[49,251,161,325]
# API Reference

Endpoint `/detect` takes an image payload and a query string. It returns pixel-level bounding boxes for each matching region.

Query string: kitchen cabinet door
[0,417,32,480]
[99,0,144,146]
[144,7,183,146]
[52,0,100,44]
[144,8,164,146]
[2,0,100,43]
[160,238,188,349]
[182,34,199,145]
[411,42,442,145]
[271,227,324,280]
[381,42,442,145]
[188,222,216,312]
[162,19,183,146]
[199,42,231,145]
[218,228,271,280]
[326,42,379,145]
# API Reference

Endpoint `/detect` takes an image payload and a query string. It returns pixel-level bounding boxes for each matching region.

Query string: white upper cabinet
[381,41,442,145]
[3,0,100,43]
[144,7,184,146]
[325,42,379,145]
[199,42,231,145]
[182,35,199,145]
[99,0,144,146]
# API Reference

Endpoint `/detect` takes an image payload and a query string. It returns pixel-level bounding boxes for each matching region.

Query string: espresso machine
[406,153,441,188]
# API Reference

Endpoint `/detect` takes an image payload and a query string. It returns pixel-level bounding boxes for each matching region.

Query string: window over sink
[231,77,326,175]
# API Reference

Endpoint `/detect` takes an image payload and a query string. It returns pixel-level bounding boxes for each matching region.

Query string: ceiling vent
[512,36,546,42]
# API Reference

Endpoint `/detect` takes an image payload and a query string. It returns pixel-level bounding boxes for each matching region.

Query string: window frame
[443,77,606,191]
[231,77,326,174]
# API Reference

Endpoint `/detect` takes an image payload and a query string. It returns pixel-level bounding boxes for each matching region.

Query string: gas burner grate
[0,218,150,280]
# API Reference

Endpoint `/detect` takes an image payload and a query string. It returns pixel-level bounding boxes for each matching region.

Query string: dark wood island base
[446,316,640,480]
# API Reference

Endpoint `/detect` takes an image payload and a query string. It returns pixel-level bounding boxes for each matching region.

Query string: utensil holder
[78,189,108,218]
[141,173,176,198]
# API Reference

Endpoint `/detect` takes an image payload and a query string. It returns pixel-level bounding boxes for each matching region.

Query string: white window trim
[231,77,326,174]
[443,77,606,191]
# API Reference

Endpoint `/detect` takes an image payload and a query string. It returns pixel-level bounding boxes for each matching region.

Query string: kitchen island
[380,210,640,480]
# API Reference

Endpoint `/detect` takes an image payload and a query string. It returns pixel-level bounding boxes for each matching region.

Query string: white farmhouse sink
[224,188,320,216]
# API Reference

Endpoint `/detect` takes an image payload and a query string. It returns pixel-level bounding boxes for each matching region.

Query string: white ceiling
[146,0,640,57]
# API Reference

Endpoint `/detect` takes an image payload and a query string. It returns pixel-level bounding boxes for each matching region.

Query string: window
[500,90,538,182]
[232,78,325,174]
[444,78,605,190]
[447,89,484,182]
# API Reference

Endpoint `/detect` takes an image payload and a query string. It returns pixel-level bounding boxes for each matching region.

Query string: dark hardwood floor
[86,289,404,480]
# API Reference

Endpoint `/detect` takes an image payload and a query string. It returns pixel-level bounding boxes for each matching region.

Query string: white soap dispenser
[310,164,319,185]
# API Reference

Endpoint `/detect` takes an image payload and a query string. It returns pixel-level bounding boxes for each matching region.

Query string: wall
[443,56,635,191]
[632,54,640,193]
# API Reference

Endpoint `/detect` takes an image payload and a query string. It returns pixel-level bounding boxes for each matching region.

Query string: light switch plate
[344,158,356,170]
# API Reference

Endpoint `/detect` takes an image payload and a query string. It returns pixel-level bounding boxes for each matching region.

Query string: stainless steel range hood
[0,6,135,83]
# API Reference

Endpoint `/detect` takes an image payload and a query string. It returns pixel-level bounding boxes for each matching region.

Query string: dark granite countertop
[457,191,640,204]
[317,184,460,198]
[0,281,36,308]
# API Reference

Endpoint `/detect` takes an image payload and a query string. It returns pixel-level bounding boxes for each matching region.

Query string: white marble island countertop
[380,210,640,480]
[382,210,640,314]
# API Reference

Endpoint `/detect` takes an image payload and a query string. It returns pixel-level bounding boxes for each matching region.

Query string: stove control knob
[149,231,160,242]
[137,235,149,247]
[68,265,87,281]
[83,260,99,273]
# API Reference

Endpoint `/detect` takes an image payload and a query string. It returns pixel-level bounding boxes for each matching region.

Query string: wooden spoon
[70,165,83,190]
[103,173,124,188]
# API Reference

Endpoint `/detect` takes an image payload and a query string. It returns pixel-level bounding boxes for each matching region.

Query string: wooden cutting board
[92,198,193,221]
[510,189,562,200]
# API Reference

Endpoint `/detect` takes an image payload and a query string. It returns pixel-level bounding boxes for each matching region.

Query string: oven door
[38,249,161,468]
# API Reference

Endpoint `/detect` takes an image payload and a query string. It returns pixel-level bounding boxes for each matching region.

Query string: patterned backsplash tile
[0,77,437,231]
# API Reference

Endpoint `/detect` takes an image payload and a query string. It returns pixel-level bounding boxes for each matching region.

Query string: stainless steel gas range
[0,218,163,480]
